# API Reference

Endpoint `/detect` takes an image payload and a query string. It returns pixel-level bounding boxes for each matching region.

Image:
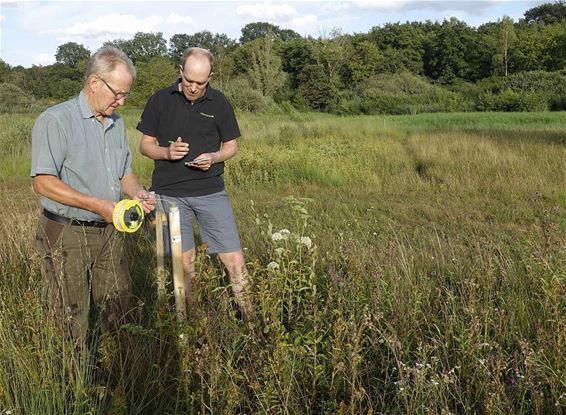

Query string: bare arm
[34,174,156,224]
[140,134,188,161]
[120,173,156,213]
[192,139,238,171]
[33,174,115,222]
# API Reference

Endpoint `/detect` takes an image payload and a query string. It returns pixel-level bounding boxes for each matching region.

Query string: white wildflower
[275,247,285,257]
[299,236,312,249]
[271,232,283,241]
[279,229,291,239]
[267,261,279,270]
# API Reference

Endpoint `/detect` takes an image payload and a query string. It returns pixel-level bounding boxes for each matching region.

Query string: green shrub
[0,83,35,113]
[477,89,549,112]
[223,76,273,112]
[331,73,471,115]
[476,70,566,111]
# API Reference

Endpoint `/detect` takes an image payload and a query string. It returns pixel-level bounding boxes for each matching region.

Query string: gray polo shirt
[31,90,132,221]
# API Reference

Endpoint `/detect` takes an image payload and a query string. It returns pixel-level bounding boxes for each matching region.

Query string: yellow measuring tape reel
[112,199,144,233]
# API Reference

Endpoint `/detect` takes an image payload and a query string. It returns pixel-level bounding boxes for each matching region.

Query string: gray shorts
[159,190,242,254]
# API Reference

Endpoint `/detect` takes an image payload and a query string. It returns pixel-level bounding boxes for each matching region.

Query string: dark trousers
[35,214,132,343]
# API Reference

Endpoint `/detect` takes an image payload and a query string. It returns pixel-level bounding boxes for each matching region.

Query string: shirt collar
[78,90,115,128]
[78,90,95,119]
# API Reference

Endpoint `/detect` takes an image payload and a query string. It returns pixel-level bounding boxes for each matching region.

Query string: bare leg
[218,250,252,321]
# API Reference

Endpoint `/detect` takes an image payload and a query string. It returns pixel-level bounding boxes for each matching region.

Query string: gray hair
[84,46,136,82]
[180,47,214,72]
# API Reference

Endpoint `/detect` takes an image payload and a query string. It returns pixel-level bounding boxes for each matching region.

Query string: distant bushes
[0,83,36,113]
[476,89,549,112]
[331,72,472,115]
[4,69,566,116]
[223,76,275,113]
[327,70,566,115]
[475,70,566,111]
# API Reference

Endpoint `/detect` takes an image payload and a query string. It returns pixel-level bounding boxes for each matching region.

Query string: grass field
[0,109,565,414]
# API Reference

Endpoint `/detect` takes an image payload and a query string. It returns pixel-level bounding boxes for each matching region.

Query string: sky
[0,0,548,68]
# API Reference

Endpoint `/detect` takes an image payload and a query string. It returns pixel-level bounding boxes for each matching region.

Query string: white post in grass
[168,203,186,320]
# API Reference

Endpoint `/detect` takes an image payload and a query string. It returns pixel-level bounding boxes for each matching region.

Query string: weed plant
[0,111,564,414]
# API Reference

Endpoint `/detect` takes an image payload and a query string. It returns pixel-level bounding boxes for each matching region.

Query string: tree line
[1,0,566,114]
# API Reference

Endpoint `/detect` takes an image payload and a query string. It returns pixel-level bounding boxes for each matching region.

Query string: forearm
[33,175,107,216]
[140,137,169,160]
[211,140,238,164]
[120,173,144,199]
[120,173,156,213]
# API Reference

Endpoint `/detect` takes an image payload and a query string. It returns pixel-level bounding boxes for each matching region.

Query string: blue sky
[0,0,547,68]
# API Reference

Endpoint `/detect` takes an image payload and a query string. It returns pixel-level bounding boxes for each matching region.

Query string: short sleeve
[136,92,160,137]
[30,112,67,177]
[218,95,241,142]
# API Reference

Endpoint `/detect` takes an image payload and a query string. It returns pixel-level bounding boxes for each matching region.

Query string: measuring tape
[112,199,144,233]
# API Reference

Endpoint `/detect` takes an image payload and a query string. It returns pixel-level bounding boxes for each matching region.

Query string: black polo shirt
[136,80,240,197]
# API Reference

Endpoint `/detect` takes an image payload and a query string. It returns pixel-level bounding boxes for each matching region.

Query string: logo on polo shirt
[200,112,215,118]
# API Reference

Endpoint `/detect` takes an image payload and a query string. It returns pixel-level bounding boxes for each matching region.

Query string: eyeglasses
[97,75,130,100]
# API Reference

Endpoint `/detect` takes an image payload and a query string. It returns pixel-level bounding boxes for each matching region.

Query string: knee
[220,251,247,276]
[182,248,196,270]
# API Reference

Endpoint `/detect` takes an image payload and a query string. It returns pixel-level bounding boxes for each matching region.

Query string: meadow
[0,109,564,414]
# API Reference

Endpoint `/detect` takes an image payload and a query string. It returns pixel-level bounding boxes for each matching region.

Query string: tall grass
[0,110,564,414]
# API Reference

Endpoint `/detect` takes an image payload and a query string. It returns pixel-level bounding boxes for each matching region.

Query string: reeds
[0,111,564,413]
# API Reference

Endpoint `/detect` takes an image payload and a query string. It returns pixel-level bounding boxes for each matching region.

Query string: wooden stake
[155,208,167,301]
[168,203,186,320]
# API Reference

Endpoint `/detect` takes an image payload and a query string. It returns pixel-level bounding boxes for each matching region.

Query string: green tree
[169,31,236,62]
[424,18,481,83]
[105,32,167,63]
[239,22,300,43]
[344,35,383,83]
[128,57,178,107]
[367,21,434,74]
[514,21,566,71]
[0,60,11,83]
[23,63,81,100]
[478,17,518,77]
[498,16,517,76]
[280,38,316,88]
[55,42,91,68]
[313,29,352,86]
[296,63,339,110]
[248,38,286,99]
[524,0,566,25]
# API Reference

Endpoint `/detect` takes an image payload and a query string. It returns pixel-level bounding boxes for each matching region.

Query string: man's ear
[208,72,214,81]
[87,75,99,93]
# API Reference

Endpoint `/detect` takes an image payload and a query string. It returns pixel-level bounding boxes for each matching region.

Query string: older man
[137,47,252,321]
[31,46,155,342]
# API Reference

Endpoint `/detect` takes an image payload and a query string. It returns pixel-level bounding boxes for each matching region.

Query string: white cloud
[236,3,298,20]
[165,12,194,25]
[40,13,164,39]
[351,0,504,13]
[35,52,55,66]
[0,15,5,23]
[290,14,317,28]
[352,0,408,11]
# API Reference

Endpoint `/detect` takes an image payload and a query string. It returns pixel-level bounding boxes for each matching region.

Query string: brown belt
[43,209,109,228]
